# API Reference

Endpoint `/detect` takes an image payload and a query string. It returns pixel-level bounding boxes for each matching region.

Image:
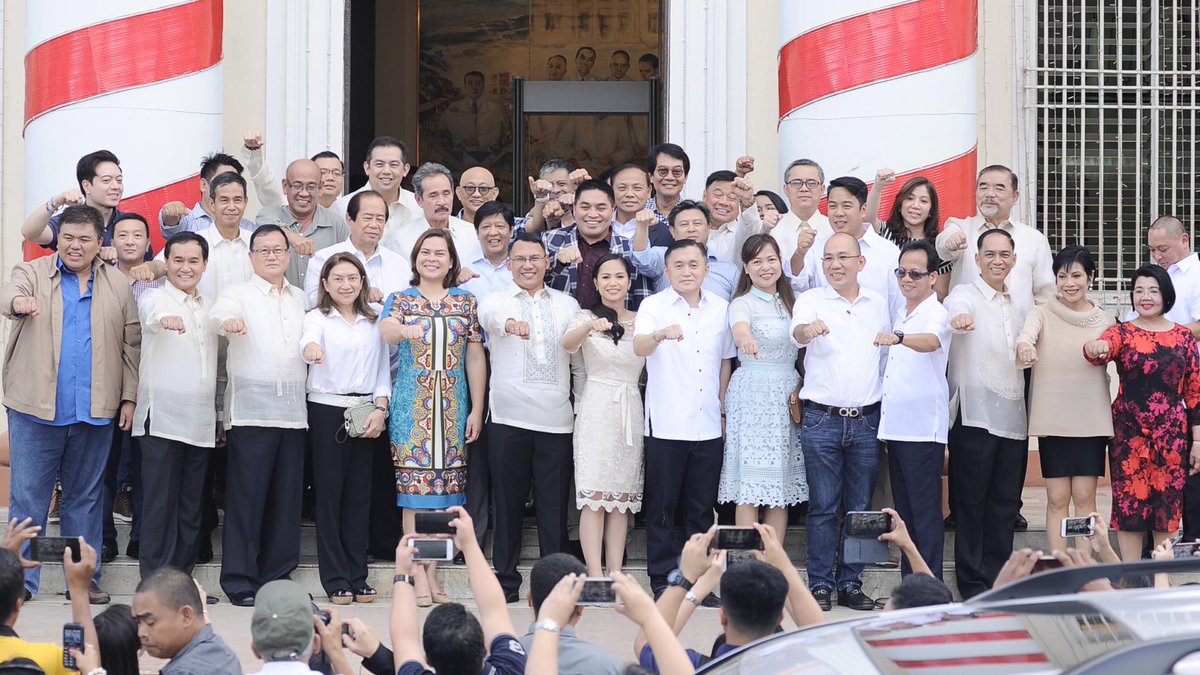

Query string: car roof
[697,585,1200,675]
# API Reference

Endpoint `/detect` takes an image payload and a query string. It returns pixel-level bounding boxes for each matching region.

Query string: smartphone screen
[63,622,84,670]
[1061,516,1096,538]
[1172,541,1200,559]
[845,512,892,538]
[714,527,763,551]
[1032,555,1063,573]
[409,538,453,561]
[414,512,456,535]
[577,578,618,606]
[31,537,82,563]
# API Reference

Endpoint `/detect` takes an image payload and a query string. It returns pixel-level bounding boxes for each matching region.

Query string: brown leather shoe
[65,582,111,605]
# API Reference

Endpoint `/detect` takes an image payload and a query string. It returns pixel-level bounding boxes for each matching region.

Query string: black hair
[0,550,23,624]
[94,604,140,675]
[199,152,244,182]
[612,49,630,60]
[134,567,204,616]
[575,179,615,206]
[590,255,633,345]
[607,163,650,186]
[663,238,708,264]
[59,205,105,240]
[348,190,387,220]
[164,231,210,262]
[208,172,247,201]
[529,553,587,614]
[464,70,484,82]
[827,176,869,206]
[114,212,150,238]
[899,239,942,273]
[719,561,788,637]
[509,231,547,254]
[979,164,1019,191]
[310,150,342,166]
[638,53,659,70]
[366,135,409,164]
[976,227,1015,251]
[889,574,954,610]
[76,150,120,192]
[473,201,515,229]
[1053,244,1097,278]
[548,54,567,65]
[884,177,940,244]
[575,46,596,59]
[422,603,485,675]
[754,190,788,215]
[648,143,690,177]
[1131,264,1177,315]
[667,200,712,228]
[704,170,737,189]
[250,224,290,252]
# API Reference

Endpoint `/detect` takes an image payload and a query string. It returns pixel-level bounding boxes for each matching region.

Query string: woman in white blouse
[301,253,390,606]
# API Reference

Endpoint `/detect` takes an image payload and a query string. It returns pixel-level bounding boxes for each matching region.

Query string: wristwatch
[393,574,416,586]
[684,590,702,606]
[893,330,905,345]
[667,569,695,591]
[533,619,561,633]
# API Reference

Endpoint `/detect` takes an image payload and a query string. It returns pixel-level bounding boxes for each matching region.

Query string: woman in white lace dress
[562,255,645,576]
[718,234,806,541]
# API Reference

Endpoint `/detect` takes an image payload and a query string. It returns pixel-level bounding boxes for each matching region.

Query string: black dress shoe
[451,552,466,566]
[811,587,832,611]
[101,540,118,564]
[195,539,214,565]
[699,592,721,608]
[837,587,876,611]
[23,590,31,602]
[503,588,519,604]
[125,540,139,560]
[229,592,256,607]
[943,513,956,530]
[1014,514,1028,531]
[206,595,220,605]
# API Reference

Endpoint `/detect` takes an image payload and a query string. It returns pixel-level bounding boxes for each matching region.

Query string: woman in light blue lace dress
[718,234,806,541]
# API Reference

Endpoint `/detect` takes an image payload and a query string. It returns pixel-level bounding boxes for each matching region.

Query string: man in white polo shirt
[634,239,736,602]
[790,232,891,612]
[875,239,952,580]
[304,190,411,305]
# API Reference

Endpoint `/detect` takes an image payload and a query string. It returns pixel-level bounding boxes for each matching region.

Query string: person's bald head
[1148,215,1191,267]
[821,232,864,292]
[825,231,862,256]
[456,167,498,220]
[283,159,322,217]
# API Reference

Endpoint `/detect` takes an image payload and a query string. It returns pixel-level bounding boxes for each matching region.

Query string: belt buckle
[838,407,861,418]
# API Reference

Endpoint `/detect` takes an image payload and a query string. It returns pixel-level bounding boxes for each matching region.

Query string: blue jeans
[7,411,110,594]
[800,406,882,591]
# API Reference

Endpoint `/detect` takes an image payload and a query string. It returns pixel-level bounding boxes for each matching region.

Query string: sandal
[415,593,433,607]
[329,589,353,606]
[353,586,377,604]
[432,590,451,604]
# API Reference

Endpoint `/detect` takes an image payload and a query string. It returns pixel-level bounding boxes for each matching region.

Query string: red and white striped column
[23,0,224,259]
[778,0,979,224]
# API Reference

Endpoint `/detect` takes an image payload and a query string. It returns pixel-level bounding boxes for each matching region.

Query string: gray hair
[412,162,454,196]
[784,158,824,185]
[538,159,574,179]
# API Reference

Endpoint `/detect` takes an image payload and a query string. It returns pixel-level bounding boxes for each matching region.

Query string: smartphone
[414,511,457,535]
[1032,555,1063,573]
[30,537,82,563]
[723,549,756,570]
[845,512,893,538]
[1061,516,1096,538]
[409,538,455,561]
[341,623,353,637]
[1172,540,1200,559]
[63,622,84,670]
[714,527,764,551]
[577,577,619,606]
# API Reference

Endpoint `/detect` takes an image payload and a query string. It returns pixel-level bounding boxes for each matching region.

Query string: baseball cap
[251,580,315,660]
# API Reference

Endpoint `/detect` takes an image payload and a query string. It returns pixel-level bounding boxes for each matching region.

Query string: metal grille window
[1027,1,1198,304]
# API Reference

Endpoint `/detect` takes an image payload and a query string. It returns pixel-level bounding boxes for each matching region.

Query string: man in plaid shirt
[540,179,656,311]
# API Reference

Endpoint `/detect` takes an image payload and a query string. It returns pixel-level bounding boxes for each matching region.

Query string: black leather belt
[804,401,881,419]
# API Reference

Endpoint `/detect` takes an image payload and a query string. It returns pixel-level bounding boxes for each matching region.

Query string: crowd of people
[2,134,1200,672]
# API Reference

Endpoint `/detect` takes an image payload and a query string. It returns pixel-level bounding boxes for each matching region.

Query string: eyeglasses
[511,255,547,265]
[319,168,344,177]
[785,179,822,191]
[461,185,496,195]
[894,268,931,280]
[253,248,288,259]
[654,167,686,179]
[820,254,858,264]
[288,182,320,193]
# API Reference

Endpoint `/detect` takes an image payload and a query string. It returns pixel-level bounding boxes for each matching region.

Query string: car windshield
[699,587,1200,675]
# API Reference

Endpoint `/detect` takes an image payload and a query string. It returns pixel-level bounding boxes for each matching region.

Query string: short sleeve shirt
[397,634,527,675]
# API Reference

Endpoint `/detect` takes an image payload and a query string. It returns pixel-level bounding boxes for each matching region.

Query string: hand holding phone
[577,577,619,606]
[414,511,457,535]
[1061,515,1096,538]
[30,537,81,564]
[713,526,764,551]
[409,538,455,562]
[62,622,84,670]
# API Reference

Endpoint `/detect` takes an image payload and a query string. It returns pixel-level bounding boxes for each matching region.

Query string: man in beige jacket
[1,204,141,603]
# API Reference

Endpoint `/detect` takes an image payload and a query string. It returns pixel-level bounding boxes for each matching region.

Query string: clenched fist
[735,156,755,178]
[161,201,189,228]
[505,319,531,339]
[160,316,187,334]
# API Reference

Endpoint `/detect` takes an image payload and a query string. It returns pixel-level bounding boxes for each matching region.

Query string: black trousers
[464,363,493,546]
[138,430,208,577]
[309,402,373,595]
[887,440,945,579]
[488,422,573,593]
[219,425,305,597]
[644,435,723,587]
[367,435,402,556]
[949,419,1025,599]
[1184,472,1200,542]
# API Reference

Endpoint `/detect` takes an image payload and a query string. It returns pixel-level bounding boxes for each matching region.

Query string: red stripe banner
[24,0,223,127]
[815,148,978,229]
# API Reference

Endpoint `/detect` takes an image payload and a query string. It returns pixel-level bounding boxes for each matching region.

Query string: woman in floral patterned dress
[1085,265,1200,561]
